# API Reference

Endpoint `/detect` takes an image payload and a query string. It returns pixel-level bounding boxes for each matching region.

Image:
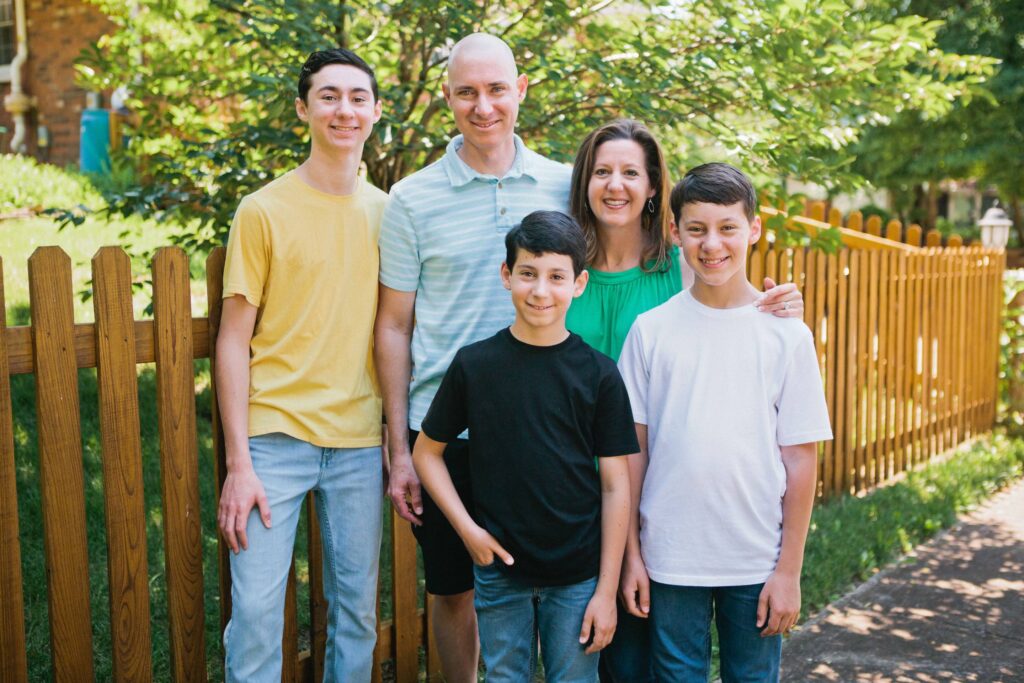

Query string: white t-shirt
[618,290,833,587]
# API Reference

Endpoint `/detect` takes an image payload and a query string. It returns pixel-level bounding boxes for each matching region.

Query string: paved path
[782,478,1024,682]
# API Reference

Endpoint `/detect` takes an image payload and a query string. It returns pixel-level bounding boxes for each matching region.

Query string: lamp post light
[979,205,1012,249]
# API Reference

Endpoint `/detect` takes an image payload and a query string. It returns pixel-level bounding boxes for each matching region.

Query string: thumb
[579,609,593,644]
[756,588,769,628]
[257,492,272,528]
[763,276,777,291]
[639,579,650,616]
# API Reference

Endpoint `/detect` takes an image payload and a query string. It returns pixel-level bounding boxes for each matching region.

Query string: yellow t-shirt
[222,171,386,447]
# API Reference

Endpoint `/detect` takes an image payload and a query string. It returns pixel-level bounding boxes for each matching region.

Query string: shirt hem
[645,567,772,587]
[778,429,834,447]
[249,427,381,450]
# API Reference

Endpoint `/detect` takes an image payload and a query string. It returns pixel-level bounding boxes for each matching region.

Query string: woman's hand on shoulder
[757,277,804,318]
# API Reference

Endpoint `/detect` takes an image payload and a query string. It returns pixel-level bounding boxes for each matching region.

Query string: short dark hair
[504,211,587,277]
[298,48,378,103]
[670,162,758,223]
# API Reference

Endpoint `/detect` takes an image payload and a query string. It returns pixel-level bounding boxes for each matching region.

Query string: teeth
[701,257,727,265]
[604,200,627,207]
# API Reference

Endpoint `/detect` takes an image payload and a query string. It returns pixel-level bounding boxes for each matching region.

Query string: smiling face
[501,249,588,336]
[443,44,527,158]
[586,138,656,235]
[295,63,382,156]
[674,200,761,303]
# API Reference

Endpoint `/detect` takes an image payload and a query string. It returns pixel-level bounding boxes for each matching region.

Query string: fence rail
[0,236,1005,681]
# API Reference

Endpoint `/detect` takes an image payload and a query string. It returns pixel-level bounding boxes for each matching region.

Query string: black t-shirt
[421,328,639,586]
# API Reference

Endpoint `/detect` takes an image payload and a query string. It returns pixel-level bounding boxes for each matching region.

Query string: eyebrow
[316,85,371,95]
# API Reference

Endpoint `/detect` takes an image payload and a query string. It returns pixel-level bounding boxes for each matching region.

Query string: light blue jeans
[474,563,599,683]
[224,432,383,683]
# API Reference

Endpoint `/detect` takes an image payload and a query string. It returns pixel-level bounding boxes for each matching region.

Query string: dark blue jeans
[599,605,655,683]
[649,581,781,683]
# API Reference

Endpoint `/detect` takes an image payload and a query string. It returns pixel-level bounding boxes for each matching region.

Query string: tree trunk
[926,180,940,231]
[1011,194,1023,247]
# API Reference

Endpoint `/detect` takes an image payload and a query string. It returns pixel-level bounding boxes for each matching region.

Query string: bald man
[375,33,572,681]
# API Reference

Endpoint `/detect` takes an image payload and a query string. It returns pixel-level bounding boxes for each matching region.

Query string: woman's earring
[647,198,656,214]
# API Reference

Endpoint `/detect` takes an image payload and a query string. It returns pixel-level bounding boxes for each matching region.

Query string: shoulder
[455,331,507,366]
[359,178,389,205]
[524,147,572,182]
[388,156,450,200]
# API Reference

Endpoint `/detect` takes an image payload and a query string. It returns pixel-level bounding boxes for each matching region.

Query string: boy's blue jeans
[223,433,383,683]
[649,581,782,683]
[474,563,600,682]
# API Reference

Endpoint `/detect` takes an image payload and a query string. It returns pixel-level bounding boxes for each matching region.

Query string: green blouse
[567,245,684,361]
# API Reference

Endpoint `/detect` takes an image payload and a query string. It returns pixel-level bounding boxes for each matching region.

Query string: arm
[215,294,271,553]
[620,422,650,618]
[374,284,423,524]
[757,441,818,636]
[581,454,631,654]
[411,431,513,566]
[758,277,804,318]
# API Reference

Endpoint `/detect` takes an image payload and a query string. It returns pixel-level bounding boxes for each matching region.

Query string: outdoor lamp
[979,205,1012,249]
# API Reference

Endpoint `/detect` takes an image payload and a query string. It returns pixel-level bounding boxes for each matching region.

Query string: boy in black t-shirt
[412,210,637,682]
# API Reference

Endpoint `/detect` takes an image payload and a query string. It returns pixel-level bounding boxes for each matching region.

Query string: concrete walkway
[782,478,1024,682]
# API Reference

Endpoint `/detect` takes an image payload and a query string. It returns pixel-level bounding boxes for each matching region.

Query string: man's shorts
[408,430,474,596]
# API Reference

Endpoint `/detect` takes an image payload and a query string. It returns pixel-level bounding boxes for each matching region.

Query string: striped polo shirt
[379,134,572,431]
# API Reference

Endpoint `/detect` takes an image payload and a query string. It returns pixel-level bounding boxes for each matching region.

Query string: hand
[580,590,617,654]
[462,525,514,567]
[619,551,650,619]
[757,570,801,636]
[387,450,423,525]
[218,465,271,554]
[757,278,804,318]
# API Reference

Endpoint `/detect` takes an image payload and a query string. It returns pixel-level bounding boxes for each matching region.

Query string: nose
[475,94,494,117]
[335,97,354,117]
[702,230,722,250]
[608,172,624,190]
[532,276,550,296]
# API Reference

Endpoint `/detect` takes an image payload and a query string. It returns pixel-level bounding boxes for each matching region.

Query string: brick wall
[1,0,110,165]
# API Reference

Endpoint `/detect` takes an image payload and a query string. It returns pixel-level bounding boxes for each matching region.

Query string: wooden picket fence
[0,229,1004,681]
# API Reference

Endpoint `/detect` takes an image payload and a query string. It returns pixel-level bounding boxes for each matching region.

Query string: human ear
[442,82,452,106]
[500,262,512,290]
[516,74,528,102]
[573,269,589,298]
[372,98,383,123]
[669,219,681,245]
[295,97,308,122]
[749,216,762,245]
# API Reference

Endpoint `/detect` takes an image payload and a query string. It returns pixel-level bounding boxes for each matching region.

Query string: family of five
[216,32,831,683]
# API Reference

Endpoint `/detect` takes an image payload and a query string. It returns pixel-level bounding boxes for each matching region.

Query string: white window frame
[0,0,15,83]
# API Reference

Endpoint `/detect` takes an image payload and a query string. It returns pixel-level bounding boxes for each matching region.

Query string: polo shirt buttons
[500,207,507,215]
[498,182,503,189]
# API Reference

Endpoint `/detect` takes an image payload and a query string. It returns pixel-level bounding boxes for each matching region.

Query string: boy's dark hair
[670,162,757,223]
[505,211,587,277]
[298,48,378,103]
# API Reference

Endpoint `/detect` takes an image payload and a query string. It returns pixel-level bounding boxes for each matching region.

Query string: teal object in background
[80,108,111,174]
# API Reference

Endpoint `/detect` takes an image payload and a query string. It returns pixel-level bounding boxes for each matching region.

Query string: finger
[765,609,784,637]
[763,277,777,290]
[623,591,645,619]
[756,590,768,628]
[223,514,239,554]
[579,611,594,645]
[235,514,249,552]
[408,479,423,517]
[256,492,272,529]
[492,540,514,566]
[389,490,422,525]
[639,577,650,616]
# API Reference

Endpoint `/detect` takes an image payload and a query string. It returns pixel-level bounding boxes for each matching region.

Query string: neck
[592,221,644,271]
[457,136,517,177]
[508,320,570,347]
[295,145,363,195]
[689,278,760,309]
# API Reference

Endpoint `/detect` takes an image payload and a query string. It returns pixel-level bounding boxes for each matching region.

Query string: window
[0,0,14,66]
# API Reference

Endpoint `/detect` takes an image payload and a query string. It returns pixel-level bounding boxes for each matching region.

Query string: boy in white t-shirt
[617,163,832,682]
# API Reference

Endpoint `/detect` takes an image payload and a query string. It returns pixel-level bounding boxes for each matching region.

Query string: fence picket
[92,247,154,682]
[28,247,95,682]
[152,247,208,683]
[0,257,28,683]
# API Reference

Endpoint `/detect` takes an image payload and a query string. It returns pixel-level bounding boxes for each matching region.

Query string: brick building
[1,0,110,165]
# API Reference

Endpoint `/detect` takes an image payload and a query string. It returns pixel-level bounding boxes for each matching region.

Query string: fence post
[0,257,28,683]
[153,247,208,683]
[92,247,154,682]
[28,247,95,682]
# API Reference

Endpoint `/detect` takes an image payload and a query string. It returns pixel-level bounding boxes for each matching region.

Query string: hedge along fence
[0,231,1004,681]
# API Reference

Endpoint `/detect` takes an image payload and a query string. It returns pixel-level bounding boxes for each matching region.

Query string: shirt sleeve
[617,322,650,425]
[222,196,269,307]
[776,328,834,446]
[378,188,421,292]
[592,358,641,457]
[420,351,469,443]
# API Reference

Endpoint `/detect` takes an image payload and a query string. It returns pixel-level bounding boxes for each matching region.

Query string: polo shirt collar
[442,134,536,187]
